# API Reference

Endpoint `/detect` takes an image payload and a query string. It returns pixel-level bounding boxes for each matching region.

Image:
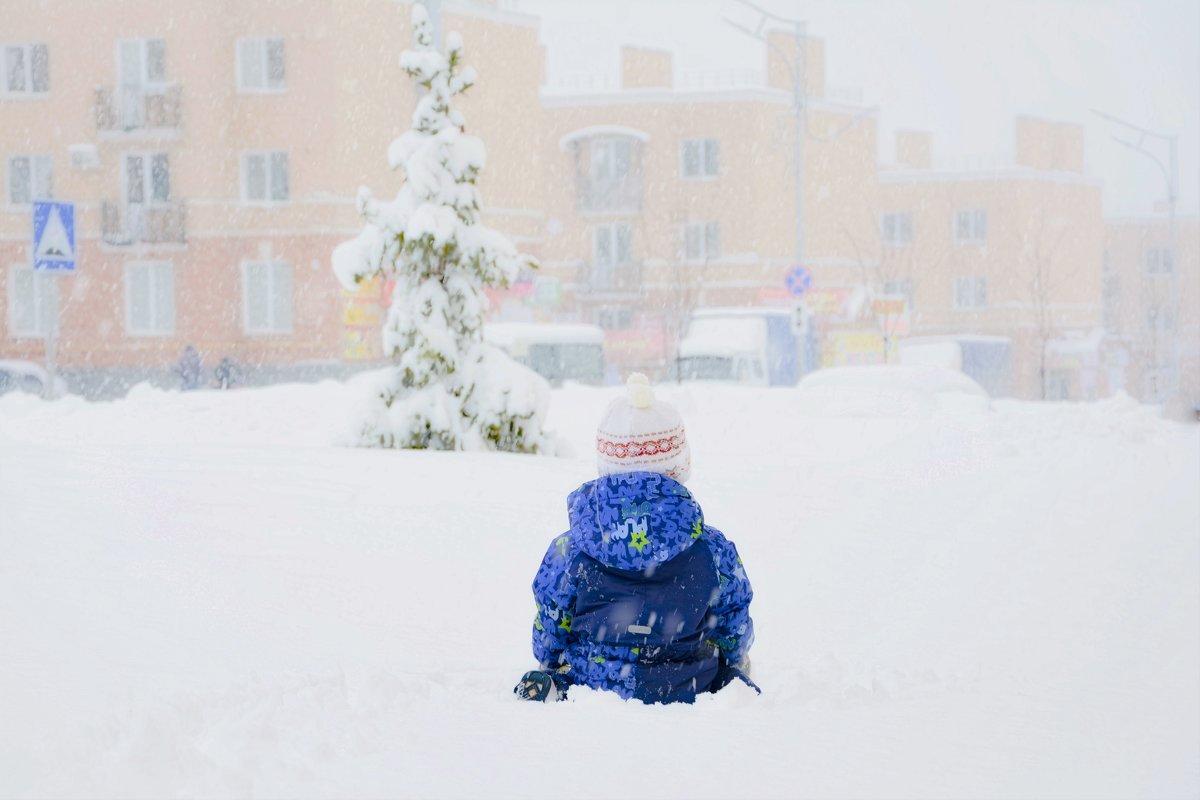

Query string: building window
[953,208,987,243]
[237,37,286,92]
[683,221,720,262]
[1102,273,1121,333]
[7,265,58,338]
[1045,370,1071,401]
[3,43,49,96]
[595,307,633,330]
[124,152,170,204]
[883,278,914,302]
[241,151,289,203]
[124,262,175,335]
[591,139,631,181]
[681,138,719,179]
[242,261,293,334]
[1146,247,1174,274]
[881,212,912,246]
[954,276,987,309]
[7,155,52,205]
[592,223,632,290]
[119,39,166,87]
[1146,305,1177,333]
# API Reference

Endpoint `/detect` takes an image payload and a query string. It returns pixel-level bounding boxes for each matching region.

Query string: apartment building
[1,0,544,396]
[876,118,1105,399]
[532,33,880,375]
[1103,212,1200,405]
[6,3,1184,404]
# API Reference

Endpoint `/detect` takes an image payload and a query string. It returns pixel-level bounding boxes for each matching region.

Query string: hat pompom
[626,372,654,409]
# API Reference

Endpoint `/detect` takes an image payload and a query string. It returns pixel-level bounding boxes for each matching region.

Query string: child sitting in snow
[515,374,757,704]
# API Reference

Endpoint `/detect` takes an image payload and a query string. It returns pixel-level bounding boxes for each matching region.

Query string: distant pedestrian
[176,345,203,391]
[213,356,241,390]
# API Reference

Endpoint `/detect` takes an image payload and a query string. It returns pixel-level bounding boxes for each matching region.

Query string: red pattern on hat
[596,434,685,460]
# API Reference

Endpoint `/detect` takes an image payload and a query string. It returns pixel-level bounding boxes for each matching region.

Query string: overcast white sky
[515,0,1200,216]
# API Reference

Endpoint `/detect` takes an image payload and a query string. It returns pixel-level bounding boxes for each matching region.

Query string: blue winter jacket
[531,471,754,703]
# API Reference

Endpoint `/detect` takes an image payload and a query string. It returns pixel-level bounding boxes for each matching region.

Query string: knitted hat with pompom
[595,373,692,483]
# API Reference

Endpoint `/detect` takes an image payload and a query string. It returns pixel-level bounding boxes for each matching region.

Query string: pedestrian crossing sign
[33,201,75,272]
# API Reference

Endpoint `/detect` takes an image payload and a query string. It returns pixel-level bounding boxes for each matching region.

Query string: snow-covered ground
[1,375,1197,799]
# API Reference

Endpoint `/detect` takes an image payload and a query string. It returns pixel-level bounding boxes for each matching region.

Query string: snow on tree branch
[331,2,551,454]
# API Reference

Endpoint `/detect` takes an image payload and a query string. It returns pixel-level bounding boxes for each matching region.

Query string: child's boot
[514,670,558,702]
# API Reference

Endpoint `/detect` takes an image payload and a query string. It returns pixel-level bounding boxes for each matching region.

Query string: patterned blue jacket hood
[567,471,703,572]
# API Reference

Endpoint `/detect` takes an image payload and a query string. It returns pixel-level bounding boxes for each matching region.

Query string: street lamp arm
[1112,134,1174,200]
[1091,108,1173,141]
[736,0,802,27]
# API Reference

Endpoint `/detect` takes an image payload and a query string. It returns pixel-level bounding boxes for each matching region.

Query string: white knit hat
[596,373,692,483]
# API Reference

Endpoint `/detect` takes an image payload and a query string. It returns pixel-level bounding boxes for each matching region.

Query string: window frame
[117,38,168,89]
[2,42,49,98]
[236,36,287,93]
[123,260,176,336]
[683,220,720,263]
[880,211,913,246]
[1146,246,1174,275]
[591,223,633,290]
[241,260,294,335]
[953,275,988,310]
[953,208,988,244]
[6,154,53,206]
[680,138,719,180]
[6,264,58,338]
[121,151,171,207]
[589,138,632,182]
[240,150,290,205]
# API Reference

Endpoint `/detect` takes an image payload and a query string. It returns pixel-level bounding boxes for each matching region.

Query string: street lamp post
[1092,109,1180,402]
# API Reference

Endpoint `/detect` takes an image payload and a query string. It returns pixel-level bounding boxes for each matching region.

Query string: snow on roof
[558,125,651,150]
[483,322,605,349]
[1046,328,1105,355]
[900,334,1012,346]
[679,317,767,358]
[691,306,792,319]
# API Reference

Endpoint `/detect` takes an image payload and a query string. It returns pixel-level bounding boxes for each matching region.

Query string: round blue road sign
[785,265,813,297]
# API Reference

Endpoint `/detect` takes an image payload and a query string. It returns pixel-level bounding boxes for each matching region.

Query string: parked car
[0,360,69,398]
[484,323,606,385]
[897,335,1013,397]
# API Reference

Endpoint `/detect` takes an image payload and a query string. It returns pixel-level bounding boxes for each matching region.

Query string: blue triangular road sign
[33,201,75,272]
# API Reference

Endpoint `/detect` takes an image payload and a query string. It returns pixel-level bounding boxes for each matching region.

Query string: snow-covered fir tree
[332,3,552,453]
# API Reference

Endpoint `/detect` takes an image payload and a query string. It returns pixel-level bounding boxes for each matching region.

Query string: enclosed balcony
[94,84,183,133]
[560,126,647,215]
[101,200,187,246]
[575,259,642,295]
[575,175,643,214]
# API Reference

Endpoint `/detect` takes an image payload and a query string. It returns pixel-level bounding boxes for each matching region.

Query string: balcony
[576,260,641,295]
[575,176,642,214]
[95,84,182,133]
[102,201,187,246]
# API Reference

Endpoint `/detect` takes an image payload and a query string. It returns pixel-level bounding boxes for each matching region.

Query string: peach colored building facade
[532,39,880,375]
[876,119,1105,399]
[4,2,1191,404]
[1,0,544,395]
[1102,213,1200,406]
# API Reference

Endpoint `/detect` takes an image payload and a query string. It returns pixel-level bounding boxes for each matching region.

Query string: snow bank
[1,380,1197,798]
[795,364,992,418]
